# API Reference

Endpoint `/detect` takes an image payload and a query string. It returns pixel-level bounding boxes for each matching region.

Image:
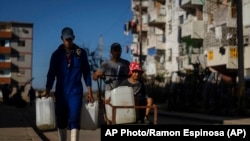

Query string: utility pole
[99,34,103,65]
[236,0,246,115]
[139,0,143,65]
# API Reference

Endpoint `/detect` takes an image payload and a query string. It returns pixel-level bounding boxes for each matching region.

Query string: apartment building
[203,0,238,78]
[130,0,250,83]
[131,0,168,82]
[0,21,33,87]
[204,0,250,78]
[178,0,205,71]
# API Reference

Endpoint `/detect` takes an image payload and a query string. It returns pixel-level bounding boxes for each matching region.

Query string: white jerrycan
[35,97,56,130]
[81,99,99,130]
[105,86,136,124]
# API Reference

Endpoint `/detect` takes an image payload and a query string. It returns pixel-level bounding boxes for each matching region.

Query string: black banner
[101,125,250,140]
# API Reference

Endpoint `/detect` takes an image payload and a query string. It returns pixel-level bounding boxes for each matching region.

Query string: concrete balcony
[130,43,147,56]
[0,31,12,38]
[153,0,165,4]
[0,77,11,84]
[177,55,193,70]
[180,0,203,10]
[206,46,238,69]
[0,47,11,54]
[155,42,166,50]
[208,7,237,29]
[206,46,250,70]
[148,8,166,28]
[141,24,149,31]
[147,39,166,50]
[181,20,204,39]
[0,62,11,69]
[132,0,148,12]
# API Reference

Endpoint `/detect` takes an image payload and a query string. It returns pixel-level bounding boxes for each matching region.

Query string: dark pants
[135,96,146,122]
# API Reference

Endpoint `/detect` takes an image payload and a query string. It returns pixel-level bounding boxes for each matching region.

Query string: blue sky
[0,0,133,90]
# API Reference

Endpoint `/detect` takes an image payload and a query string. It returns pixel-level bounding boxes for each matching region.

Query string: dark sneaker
[144,116,153,124]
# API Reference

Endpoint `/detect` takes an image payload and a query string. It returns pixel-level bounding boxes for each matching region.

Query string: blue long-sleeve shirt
[46,44,92,98]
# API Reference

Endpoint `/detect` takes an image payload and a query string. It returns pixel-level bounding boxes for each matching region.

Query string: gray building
[0,21,33,87]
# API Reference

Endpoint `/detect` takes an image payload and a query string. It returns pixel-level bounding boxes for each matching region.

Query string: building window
[17,55,25,62]
[168,20,172,33]
[209,14,214,24]
[231,0,237,18]
[162,34,166,42]
[167,48,172,61]
[155,49,165,63]
[0,40,10,47]
[231,7,236,18]
[178,27,182,42]
[0,40,5,46]
[0,54,5,61]
[22,28,29,34]
[0,24,10,31]
[179,15,184,24]
[0,70,4,75]
[18,40,25,47]
[180,60,183,68]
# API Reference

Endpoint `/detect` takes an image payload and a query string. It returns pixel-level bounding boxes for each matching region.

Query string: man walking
[45,27,94,141]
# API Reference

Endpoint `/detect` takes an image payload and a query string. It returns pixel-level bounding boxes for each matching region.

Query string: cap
[128,62,144,75]
[61,27,75,39]
[110,42,121,51]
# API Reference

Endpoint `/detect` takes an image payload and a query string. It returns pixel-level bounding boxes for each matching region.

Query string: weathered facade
[0,21,33,101]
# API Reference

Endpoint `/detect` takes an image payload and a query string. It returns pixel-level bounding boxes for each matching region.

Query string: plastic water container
[81,100,99,130]
[105,86,136,124]
[35,97,56,130]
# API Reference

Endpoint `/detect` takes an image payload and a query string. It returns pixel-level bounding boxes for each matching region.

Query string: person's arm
[93,70,103,80]
[93,61,106,80]
[82,49,94,102]
[86,86,94,102]
[44,52,57,98]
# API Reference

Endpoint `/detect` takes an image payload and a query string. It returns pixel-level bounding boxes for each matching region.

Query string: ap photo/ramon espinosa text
[101,125,249,140]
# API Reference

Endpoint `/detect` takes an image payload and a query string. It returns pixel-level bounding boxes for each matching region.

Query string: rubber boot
[71,129,79,141]
[58,128,67,141]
